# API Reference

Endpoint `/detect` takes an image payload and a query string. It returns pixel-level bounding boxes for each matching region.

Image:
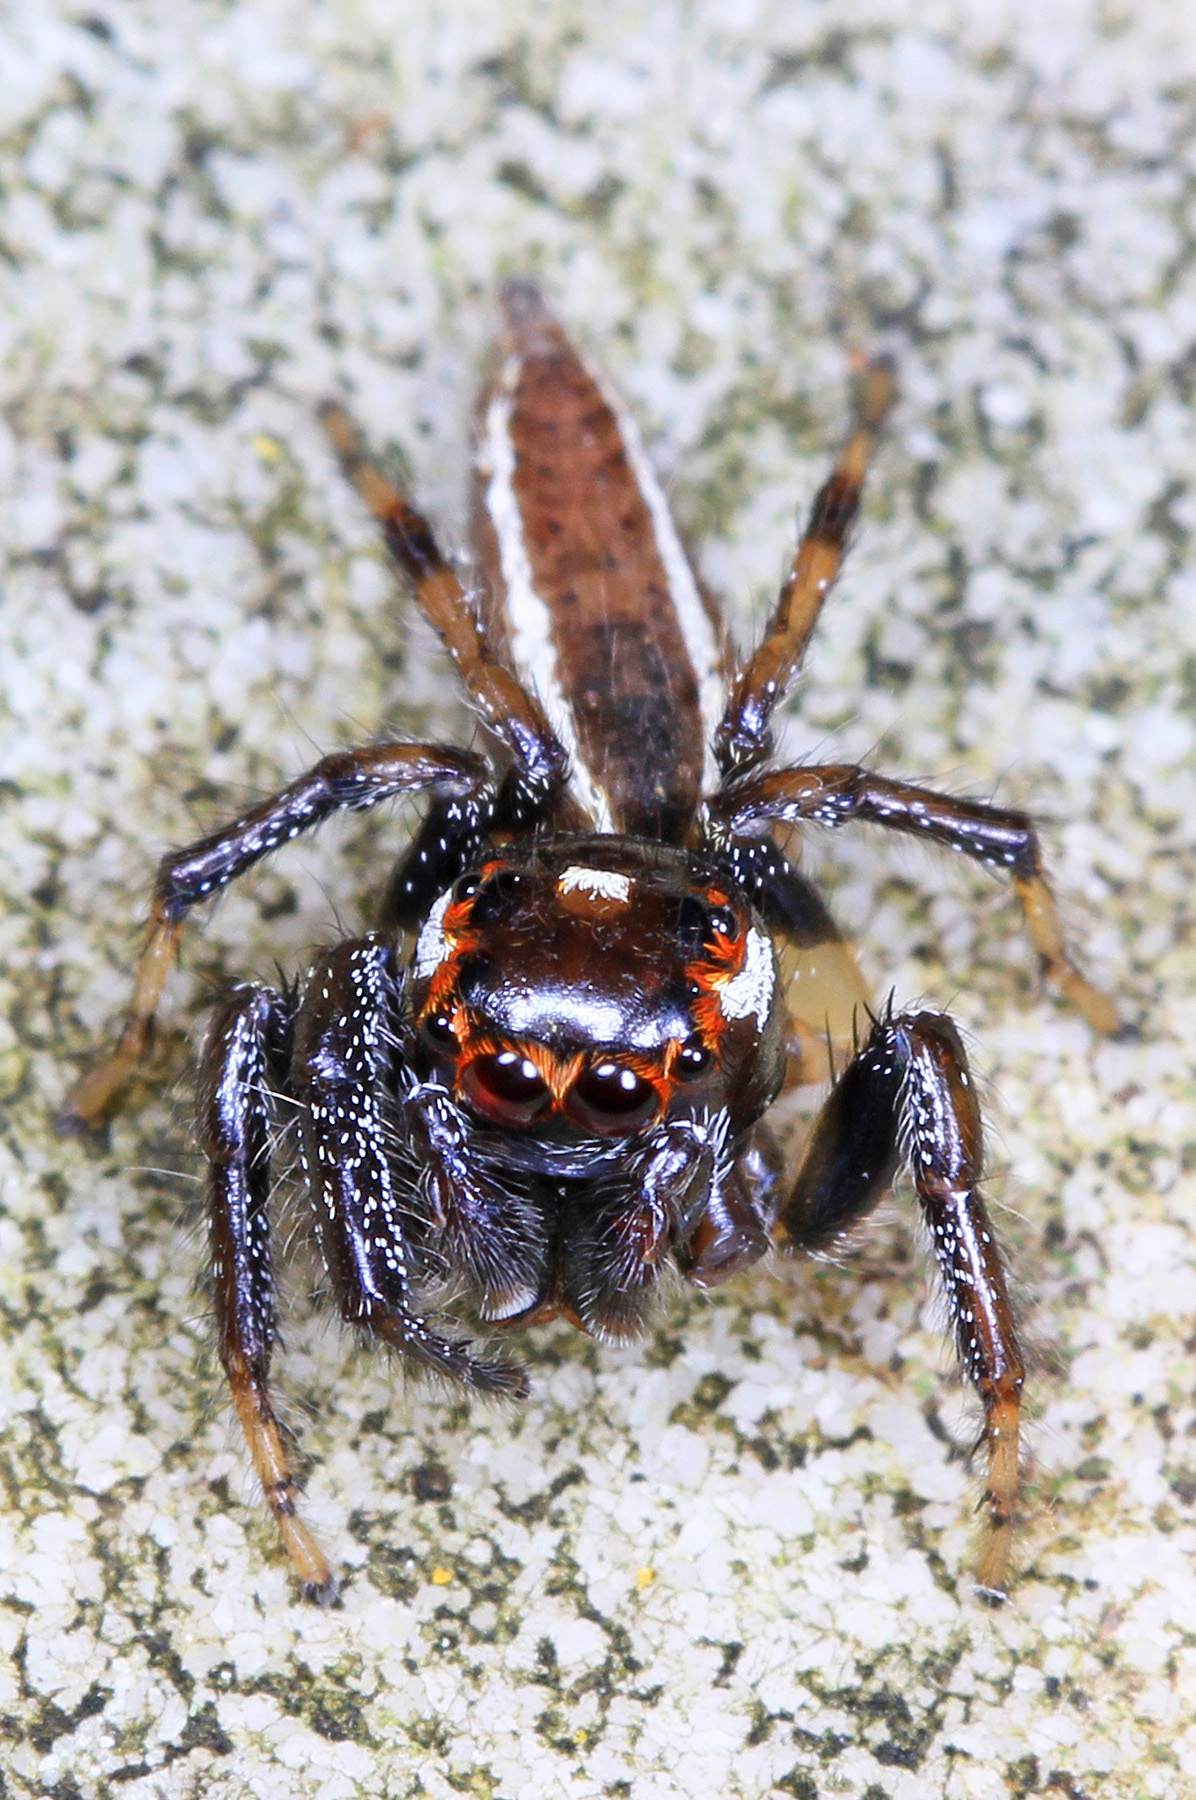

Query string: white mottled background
[3,1,1196,1795]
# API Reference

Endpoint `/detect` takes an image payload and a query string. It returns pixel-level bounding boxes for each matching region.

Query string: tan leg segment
[975,1389,1023,1599]
[773,1007,1028,1593]
[58,913,183,1130]
[58,739,491,1130]
[1013,873,1118,1036]
[198,985,336,1598]
[903,1015,1026,1599]
[710,765,1119,1034]
[320,402,566,791]
[228,1357,334,1597]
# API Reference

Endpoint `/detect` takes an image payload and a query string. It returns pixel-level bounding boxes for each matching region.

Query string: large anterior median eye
[569,1060,658,1134]
[462,1051,551,1126]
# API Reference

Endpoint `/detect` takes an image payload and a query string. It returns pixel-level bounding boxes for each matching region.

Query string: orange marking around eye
[416,865,511,1023]
[420,919,481,1019]
[653,1038,708,1114]
[526,1042,584,1102]
[452,1034,583,1109]
[685,906,748,1055]
[620,1050,674,1113]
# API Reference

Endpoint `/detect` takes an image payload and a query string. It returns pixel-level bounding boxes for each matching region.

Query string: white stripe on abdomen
[482,370,615,830]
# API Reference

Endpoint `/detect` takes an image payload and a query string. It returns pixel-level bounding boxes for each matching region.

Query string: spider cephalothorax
[396,838,787,1340]
[62,281,1116,1602]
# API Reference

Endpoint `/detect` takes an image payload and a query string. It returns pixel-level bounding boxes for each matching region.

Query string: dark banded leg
[291,936,528,1396]
[378,792,494,934]
[320,402,568,804]
[715,357,895,779]
[711,834,843,944]
[58,741,493,1130]
[777,1008,1025,1597]
[709,764,1117,1033]
[196,983,335,1600]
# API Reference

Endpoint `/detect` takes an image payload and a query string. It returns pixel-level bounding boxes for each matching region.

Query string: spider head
[407,839,786,1140]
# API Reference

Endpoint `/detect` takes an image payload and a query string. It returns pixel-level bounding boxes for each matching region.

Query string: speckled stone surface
[4,1,1196,1795]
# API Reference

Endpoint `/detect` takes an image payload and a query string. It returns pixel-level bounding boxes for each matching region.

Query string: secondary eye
[420,1010,457,1052]
[569,1060,658,1134]
[675,895,742,952]
[707,904,740,942]
[461,1050,550,1126]
[675,1034,712,1080]
[470,869,523,926]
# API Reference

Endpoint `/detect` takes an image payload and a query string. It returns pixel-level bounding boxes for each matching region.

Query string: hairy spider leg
[291,936,528,1396]
[708,763,1117,1033]
[400,1081,549,1326]
[559,1115,770,1336]
[776,1008,1025,1598]
[196,982,336,1601]
[319,401,570,811]
[57,744,493,1130]
[715,357,896,780]
[377,749,567,936]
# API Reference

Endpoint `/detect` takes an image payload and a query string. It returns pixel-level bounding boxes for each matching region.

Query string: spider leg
[196,981,335,1600]
[320,402,569,807]
[777,1008,1025,1598]
[374,750,567,936]
[558,1114,768,1337]
[59,741,493,1130]
[715,357,895,779]
[291,935,528,1396]
[403,1085,548,1325]
[378,793,493,934]
[708,763,1117,1033]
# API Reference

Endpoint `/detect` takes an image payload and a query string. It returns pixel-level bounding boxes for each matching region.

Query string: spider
[60,281,1117,1602]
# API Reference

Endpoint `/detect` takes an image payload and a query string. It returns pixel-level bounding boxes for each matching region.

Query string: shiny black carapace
[62,283,1116,1600]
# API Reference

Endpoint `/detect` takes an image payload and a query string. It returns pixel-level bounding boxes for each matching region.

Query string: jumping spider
[61,283,1117,1600]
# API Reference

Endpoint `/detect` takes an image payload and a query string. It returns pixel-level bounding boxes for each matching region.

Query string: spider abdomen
[473,281,726,842]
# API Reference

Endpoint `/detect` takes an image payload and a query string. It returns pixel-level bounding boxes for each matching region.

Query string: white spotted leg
[58,743,493,1130]
[196,982,337,1600]
[708,764,1118,1033]
[290,936,529,1397]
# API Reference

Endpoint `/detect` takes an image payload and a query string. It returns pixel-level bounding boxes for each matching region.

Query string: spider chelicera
[61,282,1116,1601]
